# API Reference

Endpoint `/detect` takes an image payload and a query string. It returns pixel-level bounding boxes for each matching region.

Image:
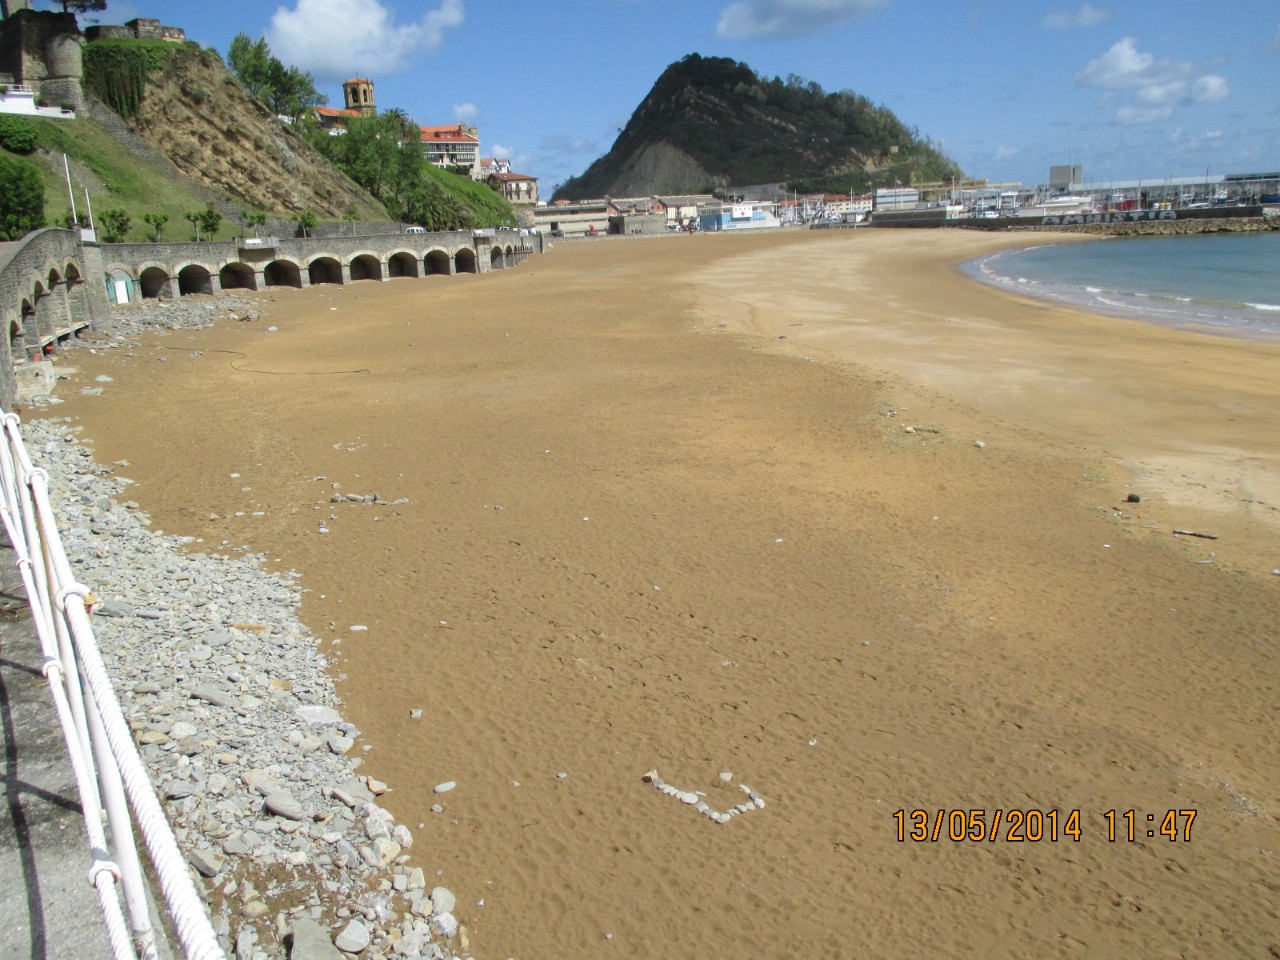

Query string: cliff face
[554,53,962,201]
[128,46,386,220]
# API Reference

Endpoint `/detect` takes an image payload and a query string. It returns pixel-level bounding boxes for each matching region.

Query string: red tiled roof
[316,107,361,118]
[420,124,479,144]
[489,172,537,182]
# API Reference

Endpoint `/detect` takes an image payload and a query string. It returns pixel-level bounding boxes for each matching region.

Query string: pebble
[433,781,456,794]
[332,920,370,954]
[17,403,465,960]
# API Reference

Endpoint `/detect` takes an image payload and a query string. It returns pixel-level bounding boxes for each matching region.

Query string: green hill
[554,53,963,200]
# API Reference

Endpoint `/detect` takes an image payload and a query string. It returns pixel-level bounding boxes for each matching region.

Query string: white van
[405,226,426,234]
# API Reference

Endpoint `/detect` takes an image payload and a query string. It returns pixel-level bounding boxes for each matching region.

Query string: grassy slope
[29,117,235,242]
[423,164,518,227]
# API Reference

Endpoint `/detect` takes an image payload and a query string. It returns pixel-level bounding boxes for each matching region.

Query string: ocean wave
[1245,302,1280,312]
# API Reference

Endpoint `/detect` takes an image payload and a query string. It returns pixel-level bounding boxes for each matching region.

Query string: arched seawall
[0,227,543,408]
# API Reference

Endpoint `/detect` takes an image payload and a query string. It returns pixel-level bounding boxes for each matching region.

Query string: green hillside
[422,163,517,228]
[28,116,236,242]
[555,53,963,200]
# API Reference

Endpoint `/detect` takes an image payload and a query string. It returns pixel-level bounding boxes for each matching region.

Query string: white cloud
[1190,75,1229,103]
[267,0,464,81]
[1271,24,1280,54]
[1076,38,1230,124]
[490,143,512,159]
[1042,4,1109,30]
[716,0,886,40]
[453,102,478,122]
[1116,104,1173,125]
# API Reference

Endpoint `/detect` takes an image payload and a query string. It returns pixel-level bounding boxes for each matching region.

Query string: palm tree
[382,108,414,137]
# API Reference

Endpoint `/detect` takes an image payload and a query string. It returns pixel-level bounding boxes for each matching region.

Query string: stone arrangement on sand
[642,769,765,824]
[23,301,468,958]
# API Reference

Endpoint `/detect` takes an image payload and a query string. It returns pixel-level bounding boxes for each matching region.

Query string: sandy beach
[46,228,1279,959]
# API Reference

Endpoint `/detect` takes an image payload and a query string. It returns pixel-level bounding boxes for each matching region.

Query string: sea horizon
[964,229,1280,341]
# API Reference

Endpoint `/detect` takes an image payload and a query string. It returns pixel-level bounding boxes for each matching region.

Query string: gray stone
[190,684,241,711]
[289,919,344,960]
[264,790,307,821]
[295,704,341,727]
[243,769,281,796]
[333,919,370,954]
[430,887,455,915]
[187,847,224,878]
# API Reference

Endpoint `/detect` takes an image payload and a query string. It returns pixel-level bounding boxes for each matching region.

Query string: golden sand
[50,229,1279,959]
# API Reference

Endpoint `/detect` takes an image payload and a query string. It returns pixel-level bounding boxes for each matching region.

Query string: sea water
[967,231,1280,339]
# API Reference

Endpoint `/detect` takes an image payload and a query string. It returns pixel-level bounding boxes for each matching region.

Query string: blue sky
[55,0,1280,193]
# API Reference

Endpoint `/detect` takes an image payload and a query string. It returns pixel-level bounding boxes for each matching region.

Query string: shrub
[83,39,172,119]
[0,115,39,154]
[0,152,45,240]
[99,208,130,243]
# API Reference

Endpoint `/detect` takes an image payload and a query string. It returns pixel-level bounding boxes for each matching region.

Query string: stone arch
[425,249,452,276]
[307,256,343,286]
[47,266,62,289]
[139,266,171,299]
[489,247,505,270]
[387,251,419,279]
[219,262,257,291]
[177,264,215,296]
[264,259,302,289]
[454,247,477,274]
[349,254,382,282]
[63,261,88,327]
[18,297,37,360]
[105,267,134,304]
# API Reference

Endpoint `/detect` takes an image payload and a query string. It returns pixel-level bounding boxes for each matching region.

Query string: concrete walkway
[0,535,112,960]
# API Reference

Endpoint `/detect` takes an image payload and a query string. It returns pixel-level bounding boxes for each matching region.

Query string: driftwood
[1173,529,1219,540]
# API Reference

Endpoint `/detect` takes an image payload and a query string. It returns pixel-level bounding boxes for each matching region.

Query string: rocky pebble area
[23,296,471,960]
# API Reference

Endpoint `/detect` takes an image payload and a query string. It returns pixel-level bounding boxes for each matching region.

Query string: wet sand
[48,228,1280,959]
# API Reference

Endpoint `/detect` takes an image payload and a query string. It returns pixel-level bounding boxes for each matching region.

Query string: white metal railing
[0,412,227,960]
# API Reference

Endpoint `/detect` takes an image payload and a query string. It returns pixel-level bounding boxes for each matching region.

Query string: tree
[227,34,271,98]
[228,32,325,123]
[240,209,267,237]
[266,61,326,123]
[403,181,473,232]
[183,210,203,241]
[198,206,223,240]
[0,152,44,240]
[327,112,426,219]
[297,210,317,238]
[142,212,168,242]
[99,208,130,243]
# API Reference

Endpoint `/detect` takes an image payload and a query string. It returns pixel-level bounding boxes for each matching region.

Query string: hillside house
[488,171,539,205]
[421,124,479,178]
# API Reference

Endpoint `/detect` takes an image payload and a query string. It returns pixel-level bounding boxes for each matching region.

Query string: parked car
[405,226,426,234]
